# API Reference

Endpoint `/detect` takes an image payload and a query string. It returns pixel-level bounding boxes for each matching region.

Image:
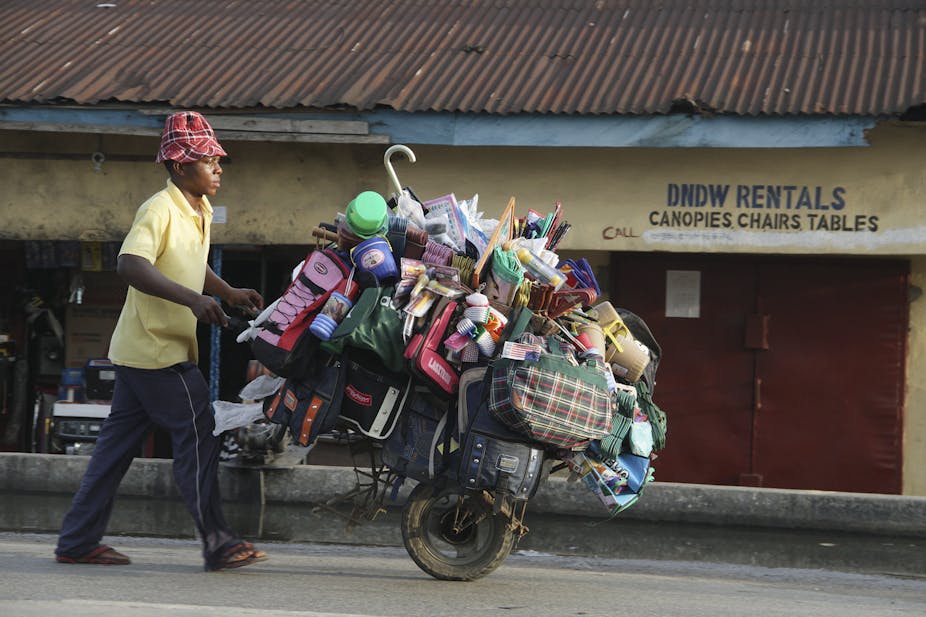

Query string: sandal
[56,545,131,565]
[240,541,268,562]
[204,541,267,572]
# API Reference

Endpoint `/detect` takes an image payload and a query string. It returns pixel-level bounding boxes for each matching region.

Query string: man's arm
[204,266,264,317]
[117,254,228,325]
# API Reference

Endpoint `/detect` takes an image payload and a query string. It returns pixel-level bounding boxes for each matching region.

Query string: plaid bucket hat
[155,111,227,163]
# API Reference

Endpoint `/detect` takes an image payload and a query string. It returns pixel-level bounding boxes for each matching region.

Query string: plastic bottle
[515,247,565,290]
[308,278,358,341]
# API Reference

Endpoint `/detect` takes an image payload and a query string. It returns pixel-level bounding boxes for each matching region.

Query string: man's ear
[164,160,184,178]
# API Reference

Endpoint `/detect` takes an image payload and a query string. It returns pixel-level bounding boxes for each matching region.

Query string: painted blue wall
[0,107,875,148]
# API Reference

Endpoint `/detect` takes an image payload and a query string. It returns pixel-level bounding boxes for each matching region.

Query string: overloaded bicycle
[225,145,665,580]
[230,296,663,581]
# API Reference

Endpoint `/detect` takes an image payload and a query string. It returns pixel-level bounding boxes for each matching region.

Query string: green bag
[498,306,534,344]
[636,380,667,451]
[321,286,407,373]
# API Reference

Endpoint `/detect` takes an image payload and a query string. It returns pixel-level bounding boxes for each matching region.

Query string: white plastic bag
[212,401,265,436]
[395,189,426,229]
[235,297,281,343]
[239,374,284,402]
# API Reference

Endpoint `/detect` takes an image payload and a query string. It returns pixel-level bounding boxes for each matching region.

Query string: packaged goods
[232,145,667,518]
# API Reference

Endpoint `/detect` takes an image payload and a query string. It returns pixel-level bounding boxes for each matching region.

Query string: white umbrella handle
[384,144,416,196]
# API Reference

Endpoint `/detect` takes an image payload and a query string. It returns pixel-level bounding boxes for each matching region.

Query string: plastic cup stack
[464,305,491,324]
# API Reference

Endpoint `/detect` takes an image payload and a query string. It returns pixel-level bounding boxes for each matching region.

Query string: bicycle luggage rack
[311,431,400,529]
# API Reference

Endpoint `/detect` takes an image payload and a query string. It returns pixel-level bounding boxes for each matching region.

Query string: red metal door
[611,253,907,493]
[753,260,907,492]
[611,254,757,485]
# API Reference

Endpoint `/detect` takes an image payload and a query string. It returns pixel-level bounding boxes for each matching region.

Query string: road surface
[0,533,924,617]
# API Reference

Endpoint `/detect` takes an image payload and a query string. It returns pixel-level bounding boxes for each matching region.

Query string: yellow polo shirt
[108,179,213,369]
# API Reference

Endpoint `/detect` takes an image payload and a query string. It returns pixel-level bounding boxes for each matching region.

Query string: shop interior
[0,239,305,457]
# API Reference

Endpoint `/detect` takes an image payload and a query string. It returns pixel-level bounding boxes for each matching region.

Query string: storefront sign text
[649,183,878,232]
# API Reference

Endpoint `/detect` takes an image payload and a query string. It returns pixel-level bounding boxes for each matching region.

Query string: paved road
[0,533,924,617]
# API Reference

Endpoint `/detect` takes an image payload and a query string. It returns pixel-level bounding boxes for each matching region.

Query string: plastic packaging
[630,419,654,457]
[238,374,285,401]
[394,188,426,230]
[465,292,489,307]
[211,401,265,436]
[422,193,466,252]
[485,246,523,305]
[515,247,565,290]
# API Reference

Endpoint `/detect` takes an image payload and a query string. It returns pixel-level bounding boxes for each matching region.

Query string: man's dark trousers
[56,362,234,559]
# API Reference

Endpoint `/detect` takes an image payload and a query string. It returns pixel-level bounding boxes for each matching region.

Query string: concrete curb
[2,453,924,537]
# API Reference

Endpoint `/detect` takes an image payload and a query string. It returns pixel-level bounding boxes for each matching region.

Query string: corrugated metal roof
[1,0,924,116]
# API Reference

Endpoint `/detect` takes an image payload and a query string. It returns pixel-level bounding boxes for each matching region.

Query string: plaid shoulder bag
[489,333,613,448]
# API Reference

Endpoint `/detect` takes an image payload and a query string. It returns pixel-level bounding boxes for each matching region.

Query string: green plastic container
[345,191,388,238]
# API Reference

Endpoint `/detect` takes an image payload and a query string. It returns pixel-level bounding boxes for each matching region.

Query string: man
[55,111,268,571]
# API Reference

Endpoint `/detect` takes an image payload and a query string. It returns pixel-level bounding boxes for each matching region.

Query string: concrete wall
[3,453,925,538]
[3,122,926,253]
[906,257,926,495]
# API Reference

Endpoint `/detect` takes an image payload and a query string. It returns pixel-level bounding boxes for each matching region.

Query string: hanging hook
[384,144,416,196]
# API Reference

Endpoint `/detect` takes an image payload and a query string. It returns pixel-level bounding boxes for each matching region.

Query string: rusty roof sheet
[1,0,924,116]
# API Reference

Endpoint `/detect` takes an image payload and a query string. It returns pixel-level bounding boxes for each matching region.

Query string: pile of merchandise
[228,147,667,516]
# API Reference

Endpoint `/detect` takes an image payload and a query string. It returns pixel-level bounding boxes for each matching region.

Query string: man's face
[177,156,223,197]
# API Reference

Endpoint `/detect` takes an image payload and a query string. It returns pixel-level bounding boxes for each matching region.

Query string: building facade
[1,0,924,494]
